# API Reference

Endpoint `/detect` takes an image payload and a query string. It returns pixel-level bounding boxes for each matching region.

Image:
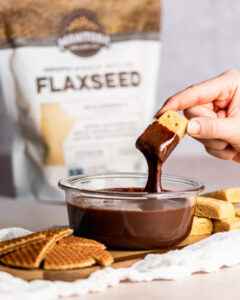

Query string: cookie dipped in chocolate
[136,110,188,192]
[136,122,179,192]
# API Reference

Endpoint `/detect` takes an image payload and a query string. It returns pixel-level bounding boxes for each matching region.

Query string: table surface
[1,197,240,300]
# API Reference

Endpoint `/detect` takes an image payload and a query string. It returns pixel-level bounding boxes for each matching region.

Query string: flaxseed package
[0,0,162,202]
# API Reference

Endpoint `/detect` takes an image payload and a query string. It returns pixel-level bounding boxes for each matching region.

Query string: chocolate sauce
[136,121,179,192]
[67,188,194,250]
[67,120,192,249]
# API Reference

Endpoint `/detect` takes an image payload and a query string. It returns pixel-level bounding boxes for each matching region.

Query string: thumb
[187,117,239,141]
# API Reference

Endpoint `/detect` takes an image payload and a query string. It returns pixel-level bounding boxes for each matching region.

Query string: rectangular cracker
[0,239,55,269]
[190,216,213,235]
[204,188,240,203]
[213,217,240,233]
[157,110,188,139]
[194,196,235,219]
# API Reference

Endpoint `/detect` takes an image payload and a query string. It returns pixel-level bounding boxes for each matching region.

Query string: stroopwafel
[1,238,55,269]
[44,244,95,270]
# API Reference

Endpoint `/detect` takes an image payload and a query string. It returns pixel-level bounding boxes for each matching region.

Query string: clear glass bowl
[59,173,204,250]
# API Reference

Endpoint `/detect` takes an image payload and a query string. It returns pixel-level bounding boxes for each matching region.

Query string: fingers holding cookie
[205,146,237,161]
[184,105,229,154]
[195,138,228,150]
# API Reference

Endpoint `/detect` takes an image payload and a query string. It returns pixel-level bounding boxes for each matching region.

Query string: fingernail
[154,108,166,119]
[187,120,200,135]
[154,111,161,118]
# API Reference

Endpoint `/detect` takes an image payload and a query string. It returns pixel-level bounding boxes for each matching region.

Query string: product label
[0,0,161,202]
[0,39,161,201]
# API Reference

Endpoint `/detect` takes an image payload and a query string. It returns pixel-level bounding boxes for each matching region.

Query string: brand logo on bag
[57,9,110,57]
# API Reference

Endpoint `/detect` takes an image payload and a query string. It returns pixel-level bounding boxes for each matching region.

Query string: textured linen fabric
[1,228,240,300]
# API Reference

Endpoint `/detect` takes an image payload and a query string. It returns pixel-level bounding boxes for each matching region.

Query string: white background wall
[157,0,240,158]
[1,0,240,158]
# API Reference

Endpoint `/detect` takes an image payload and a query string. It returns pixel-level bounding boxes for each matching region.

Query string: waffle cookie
[44,244,95,270]
[42,228,73,241]
[190,216,213,235]
[65,244,113,266]
[58,236,105,249]
[0,228,113,271]
[213,217,240,233]
[195,196,235,220]
[0,228,72,257]
[157,110,188,139]
[0,231,46,256]
[1,238,55,269]
[204,188,240,204]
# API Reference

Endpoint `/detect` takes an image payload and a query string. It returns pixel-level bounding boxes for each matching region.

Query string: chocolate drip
[136,121,180,192]
[66,120,193,250]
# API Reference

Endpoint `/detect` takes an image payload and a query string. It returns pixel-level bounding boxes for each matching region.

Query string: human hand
[154,70,240,163]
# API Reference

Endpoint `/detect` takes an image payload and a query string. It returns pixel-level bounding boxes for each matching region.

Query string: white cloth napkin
[1,227,240,300]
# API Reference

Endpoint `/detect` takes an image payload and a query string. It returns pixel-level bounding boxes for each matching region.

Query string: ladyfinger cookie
[190,216,213,235]
[157,110,188,138]
[204,187,240,204]
[194,196,235,220]
[213,217,240,233]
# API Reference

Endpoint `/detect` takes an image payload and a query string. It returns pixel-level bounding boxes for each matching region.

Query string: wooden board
[0,235,209,282]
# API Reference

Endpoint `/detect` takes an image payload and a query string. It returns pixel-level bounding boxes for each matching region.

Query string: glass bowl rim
[58,172,204,200]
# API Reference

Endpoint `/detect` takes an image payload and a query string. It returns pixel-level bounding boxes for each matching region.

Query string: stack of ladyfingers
[190,187,240,236]
[0,228,113,270]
